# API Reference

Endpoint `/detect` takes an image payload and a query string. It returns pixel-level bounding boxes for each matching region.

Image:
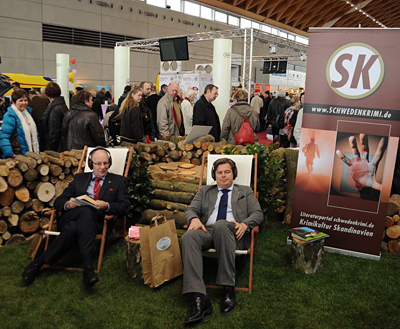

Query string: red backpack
[231,114,255,145]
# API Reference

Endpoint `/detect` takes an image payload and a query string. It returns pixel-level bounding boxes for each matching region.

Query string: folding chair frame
[198,153,259,294]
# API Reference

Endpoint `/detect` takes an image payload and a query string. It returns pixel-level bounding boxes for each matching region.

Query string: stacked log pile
[0,149,82,246]
[141,165,203,229]
[383,194,400,253]
[121,135,246,166]
[270,148,288,221]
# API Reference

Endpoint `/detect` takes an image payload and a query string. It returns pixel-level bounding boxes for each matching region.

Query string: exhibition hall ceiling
[197,0,400,36]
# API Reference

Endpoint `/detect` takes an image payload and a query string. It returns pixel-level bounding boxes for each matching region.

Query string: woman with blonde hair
[118,86,144,143]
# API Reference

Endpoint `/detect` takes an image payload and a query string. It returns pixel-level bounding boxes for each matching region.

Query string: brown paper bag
[140,216,183,288]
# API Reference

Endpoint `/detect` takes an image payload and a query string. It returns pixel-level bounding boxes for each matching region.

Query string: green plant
[223,143,285,220]
[127,153,154,219]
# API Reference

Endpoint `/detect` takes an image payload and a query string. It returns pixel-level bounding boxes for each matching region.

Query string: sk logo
[326,43,385,99]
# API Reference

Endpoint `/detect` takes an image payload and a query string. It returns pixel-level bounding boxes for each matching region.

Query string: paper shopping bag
[140,217,183,288]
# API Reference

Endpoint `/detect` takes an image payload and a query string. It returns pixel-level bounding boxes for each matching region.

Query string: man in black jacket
[193,84,220,142]
[266,90,289,141]
[139,81,155,141]
[22,148,130,288]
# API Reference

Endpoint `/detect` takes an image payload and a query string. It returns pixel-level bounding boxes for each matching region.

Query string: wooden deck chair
[199,153,259,294]
[43,146,133,273]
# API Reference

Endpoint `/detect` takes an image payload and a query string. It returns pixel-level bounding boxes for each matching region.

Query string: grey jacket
[156,93,179,137]
[185,184,263,230]
[220,102,260,144]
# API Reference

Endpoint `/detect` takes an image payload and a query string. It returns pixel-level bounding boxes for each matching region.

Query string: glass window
[147,0,165,7]
[215,11,227,23]
[228,15,239,26]
[184,1,200,16]
[280,31,287,39]
[271,28,278,35]
[288,34,295,41]
[251,22,260,30]
[240,18,251,28]
[200,6,212,20]
[167,0,180,11]
[261,25,271,33]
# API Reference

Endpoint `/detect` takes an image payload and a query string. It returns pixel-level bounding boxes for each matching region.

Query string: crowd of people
[0,79,304,159]
[5,79,306,325]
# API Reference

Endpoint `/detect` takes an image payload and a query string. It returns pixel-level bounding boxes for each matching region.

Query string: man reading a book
[22,148,130,288]
[181,158,263,325]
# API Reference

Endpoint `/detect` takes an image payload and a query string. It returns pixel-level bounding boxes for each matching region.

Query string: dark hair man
[181,158,263,325]
[193,84,221,142]
[22,148,130,288]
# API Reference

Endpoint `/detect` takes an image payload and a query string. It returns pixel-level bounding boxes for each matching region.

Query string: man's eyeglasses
[92,162,110,167]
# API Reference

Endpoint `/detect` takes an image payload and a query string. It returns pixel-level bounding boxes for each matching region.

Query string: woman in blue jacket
[0,89,40,158]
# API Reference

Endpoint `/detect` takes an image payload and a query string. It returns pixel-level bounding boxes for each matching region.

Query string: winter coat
[266,97,289,127]
[156,93,180,137]
[118,104,144,143]
[193,95,221,142]
[61,103,105,151]
[220,101,259,145]
[0,106,39,158]
[40,96,68,151]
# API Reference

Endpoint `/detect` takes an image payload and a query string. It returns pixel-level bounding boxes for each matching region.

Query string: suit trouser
[42,206,103,266]
[181,220,250,295]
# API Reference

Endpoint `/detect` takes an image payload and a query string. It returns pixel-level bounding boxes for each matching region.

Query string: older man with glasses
[22,148,130,288]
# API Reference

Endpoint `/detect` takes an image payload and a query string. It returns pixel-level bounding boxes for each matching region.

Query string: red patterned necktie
[93,177,101,200]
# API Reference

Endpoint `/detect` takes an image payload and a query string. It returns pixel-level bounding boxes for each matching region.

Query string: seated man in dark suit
[22,148,130,288]
[181,158,263,325]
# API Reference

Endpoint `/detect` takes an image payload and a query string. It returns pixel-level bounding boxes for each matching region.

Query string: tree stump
[291,238,324,274]
[125,236,143,283]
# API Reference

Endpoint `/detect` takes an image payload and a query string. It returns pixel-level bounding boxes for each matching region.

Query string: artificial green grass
[1,219,399,329]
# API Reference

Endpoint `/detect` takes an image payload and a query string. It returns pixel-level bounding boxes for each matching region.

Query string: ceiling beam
[195,0,309,36]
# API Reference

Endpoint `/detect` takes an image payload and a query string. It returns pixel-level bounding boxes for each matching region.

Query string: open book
[75,195,100,209]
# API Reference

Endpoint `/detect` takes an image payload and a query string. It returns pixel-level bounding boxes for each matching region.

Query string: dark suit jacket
[54,172,130,218]
[185,184,263,230]
[193,95,221,142]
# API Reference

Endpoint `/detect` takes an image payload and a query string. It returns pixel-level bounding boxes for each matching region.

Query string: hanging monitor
[262,61,271,74]
[277,60,288,73]
[159,36,189,61]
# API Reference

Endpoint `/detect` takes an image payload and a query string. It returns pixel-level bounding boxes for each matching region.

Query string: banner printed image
[296,128,335,193]
[328,121,389,212]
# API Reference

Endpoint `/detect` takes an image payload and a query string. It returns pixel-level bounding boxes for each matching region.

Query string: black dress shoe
[83,267,99,288]
[22,262,42,286]
[221,286,236,314]
[184,295,213,325]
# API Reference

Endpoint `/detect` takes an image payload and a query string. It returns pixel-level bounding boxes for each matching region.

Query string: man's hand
[95,200,109,211]
[188,217,207,232]
[232,221,248,240]
[66,197,80,209]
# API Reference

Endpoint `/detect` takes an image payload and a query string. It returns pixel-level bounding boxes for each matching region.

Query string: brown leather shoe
[184,295,213,325]
[221,286,236,314]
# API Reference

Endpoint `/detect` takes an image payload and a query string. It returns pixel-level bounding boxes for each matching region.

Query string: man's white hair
[185,89,196,98]
[276,90,286,98]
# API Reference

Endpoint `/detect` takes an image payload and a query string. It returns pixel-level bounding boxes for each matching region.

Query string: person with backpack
[220,90,259,145]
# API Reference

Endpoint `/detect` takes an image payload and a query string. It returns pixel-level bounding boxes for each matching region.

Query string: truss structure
[116,28,308,91]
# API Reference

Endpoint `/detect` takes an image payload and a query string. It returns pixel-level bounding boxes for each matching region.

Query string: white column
[212,39,232,125]
[114,46,130,102]
[56,53,70,108]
